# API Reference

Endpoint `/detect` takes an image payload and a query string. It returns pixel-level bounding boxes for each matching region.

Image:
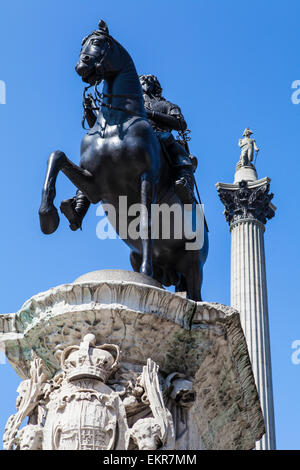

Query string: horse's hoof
[39,206,60,234]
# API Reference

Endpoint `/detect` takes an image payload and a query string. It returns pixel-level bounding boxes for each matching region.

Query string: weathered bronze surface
[39,20,208,300]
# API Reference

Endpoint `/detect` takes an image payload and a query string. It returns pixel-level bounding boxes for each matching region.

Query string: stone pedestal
[0,270,264,450]
[234,165,258,184]
[217,176,276,450]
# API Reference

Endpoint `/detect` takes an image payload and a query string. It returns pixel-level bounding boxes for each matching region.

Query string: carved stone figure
[3,353,47,450]
[130,418,162,450]
[18,425,43,450]
[38,19,209,301]
[238,128,259,167]
[128,359,175,450]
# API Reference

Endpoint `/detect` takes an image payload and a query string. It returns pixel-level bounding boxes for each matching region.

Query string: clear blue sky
[0,0,299,450]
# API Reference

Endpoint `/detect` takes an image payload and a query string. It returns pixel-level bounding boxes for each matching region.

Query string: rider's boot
[174,166,195,204]
[60,190,91,231]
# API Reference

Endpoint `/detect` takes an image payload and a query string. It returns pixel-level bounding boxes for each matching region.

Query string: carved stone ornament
[43,334,129,450]
[217,180,275,226]
[3,334,189,450]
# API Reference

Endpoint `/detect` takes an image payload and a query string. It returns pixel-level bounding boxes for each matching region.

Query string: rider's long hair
[139,75,165,100]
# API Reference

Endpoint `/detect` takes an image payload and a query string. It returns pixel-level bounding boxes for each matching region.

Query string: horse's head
[75,20,121,85]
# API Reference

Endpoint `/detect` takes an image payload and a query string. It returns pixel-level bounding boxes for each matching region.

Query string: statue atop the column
[238,128,259,168]
[38,19,208,301]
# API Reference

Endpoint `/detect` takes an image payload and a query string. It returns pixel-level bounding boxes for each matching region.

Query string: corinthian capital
[217,179,275,226]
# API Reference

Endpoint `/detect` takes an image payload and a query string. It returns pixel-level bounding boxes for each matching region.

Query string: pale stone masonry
[216,163,276,450]
[0,270,264,450]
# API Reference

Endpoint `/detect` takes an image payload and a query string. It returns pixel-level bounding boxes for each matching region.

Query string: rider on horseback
[60,75,196,231]
[139,74,196,205]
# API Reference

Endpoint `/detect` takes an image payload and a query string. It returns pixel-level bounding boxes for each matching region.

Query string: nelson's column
[216,128,276,450]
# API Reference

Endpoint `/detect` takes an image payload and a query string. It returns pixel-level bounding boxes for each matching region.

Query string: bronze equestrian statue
[61,74,196,231]
[38,20,209,301]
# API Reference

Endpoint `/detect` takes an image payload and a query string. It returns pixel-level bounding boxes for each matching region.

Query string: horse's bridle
[81,33,144,128]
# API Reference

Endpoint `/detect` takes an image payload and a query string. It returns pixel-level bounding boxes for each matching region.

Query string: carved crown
[60,334,119,383]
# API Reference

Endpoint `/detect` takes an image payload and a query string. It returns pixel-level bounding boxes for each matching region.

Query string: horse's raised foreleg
[39,150,97,234]
[140,172,155,277]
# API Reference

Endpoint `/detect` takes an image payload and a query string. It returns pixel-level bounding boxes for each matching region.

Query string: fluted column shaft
[216,177,276,450]
[230,218,276,450]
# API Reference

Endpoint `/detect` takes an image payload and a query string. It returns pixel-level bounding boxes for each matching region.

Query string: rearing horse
[39,21,208,301]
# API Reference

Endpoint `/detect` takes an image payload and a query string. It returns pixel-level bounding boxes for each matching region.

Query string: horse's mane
[82,30,123,52]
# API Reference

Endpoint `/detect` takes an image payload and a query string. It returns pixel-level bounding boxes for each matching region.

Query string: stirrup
[60,199,82,231]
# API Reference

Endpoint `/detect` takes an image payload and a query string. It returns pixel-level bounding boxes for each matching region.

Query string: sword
[177,128,209,232]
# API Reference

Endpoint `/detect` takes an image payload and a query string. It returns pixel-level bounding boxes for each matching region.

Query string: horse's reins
[82,83,208,230]
[82,82,144,129]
